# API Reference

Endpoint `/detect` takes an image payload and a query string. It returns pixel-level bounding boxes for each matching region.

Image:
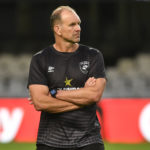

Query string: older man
[28,6,106,150]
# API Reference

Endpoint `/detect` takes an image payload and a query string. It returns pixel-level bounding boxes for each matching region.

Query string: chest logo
[48,66,55,73]
[64,77,73,87]
[79,61,90,74]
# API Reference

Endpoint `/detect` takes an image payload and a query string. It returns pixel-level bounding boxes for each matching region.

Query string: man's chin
[75,38,80,43]
[66,38,80,44]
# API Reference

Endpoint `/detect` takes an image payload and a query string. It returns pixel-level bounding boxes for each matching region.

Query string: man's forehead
[60,10,80,22]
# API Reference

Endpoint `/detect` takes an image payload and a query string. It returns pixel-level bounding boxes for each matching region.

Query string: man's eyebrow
[69,21,81,25]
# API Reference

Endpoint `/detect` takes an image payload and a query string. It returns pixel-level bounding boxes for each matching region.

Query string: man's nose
[75,24,81,31]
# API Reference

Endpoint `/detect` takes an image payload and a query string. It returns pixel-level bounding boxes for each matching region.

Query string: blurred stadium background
[0,0,150,150]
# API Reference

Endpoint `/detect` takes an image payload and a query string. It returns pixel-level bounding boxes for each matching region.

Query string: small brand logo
[79,61,90,74]
[48,66,55,73]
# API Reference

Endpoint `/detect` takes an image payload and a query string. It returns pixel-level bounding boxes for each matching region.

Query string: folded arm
[29,85,82,113]
[56,78,106,106]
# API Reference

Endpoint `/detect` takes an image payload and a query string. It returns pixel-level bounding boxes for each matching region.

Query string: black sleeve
[88,51,106,79]
[27,55,48,88]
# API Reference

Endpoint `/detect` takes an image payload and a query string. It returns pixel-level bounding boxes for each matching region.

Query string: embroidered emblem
[79,61,90,74]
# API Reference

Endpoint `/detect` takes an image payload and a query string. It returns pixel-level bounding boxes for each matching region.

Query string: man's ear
[54,24,62,36]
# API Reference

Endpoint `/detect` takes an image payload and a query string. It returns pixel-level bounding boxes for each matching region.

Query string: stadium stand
[103,53,150,98]
[0,53,150,98]
[0,54,32,97]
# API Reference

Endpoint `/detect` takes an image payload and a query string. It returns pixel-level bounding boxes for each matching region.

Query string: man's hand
[84,77,96,88]
[28,97,33,105]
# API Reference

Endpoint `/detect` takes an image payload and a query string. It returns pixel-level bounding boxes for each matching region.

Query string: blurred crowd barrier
[103,53,150,98]
[0,53,150,97]
[0,54,32,97]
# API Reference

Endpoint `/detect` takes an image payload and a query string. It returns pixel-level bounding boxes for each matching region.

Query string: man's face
[59,10,81,43]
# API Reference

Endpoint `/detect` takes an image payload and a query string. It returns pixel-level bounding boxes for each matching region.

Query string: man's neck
[53,42,79,53]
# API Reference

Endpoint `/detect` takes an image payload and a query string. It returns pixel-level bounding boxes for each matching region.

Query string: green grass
[104,142,150,150]
[0,142,36,150]
[0,142,150,150]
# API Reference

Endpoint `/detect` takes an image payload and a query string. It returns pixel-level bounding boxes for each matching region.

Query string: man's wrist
[50,89,57,98]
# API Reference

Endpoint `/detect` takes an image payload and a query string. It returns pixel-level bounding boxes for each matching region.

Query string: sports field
[0,142,150,150]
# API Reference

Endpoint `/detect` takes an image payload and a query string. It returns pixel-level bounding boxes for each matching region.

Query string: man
[28,6,106,150]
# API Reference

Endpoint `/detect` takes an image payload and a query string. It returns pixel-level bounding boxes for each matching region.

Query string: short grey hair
[50,6,77,31]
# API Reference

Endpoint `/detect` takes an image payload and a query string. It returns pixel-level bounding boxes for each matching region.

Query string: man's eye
[70,23,76,26]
